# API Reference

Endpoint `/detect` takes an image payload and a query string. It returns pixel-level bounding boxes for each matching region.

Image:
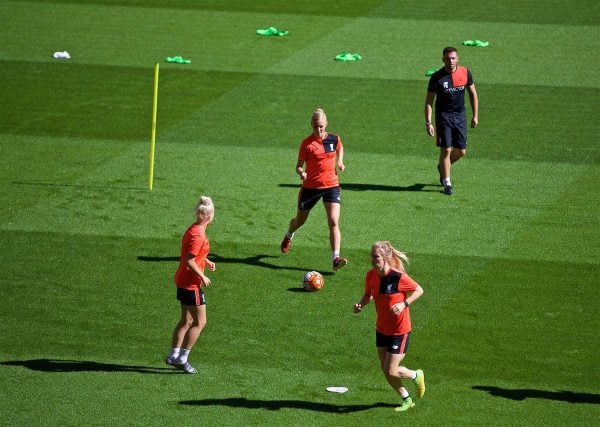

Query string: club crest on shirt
[379,271,401,294]
[322,134,338,153]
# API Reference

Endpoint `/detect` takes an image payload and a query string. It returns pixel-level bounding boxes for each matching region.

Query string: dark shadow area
[473,385,600,404]
[279,182,436,192]
[138,254,334,275]
[0,359,181,375]
[288,287,309,293]
[180,397,396,413]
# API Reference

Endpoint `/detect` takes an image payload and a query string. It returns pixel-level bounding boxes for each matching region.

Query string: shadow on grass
[278,183,437,192]
[473,385,600,404]
[0,359,181,374]
[138,254,334,276]
[288,287,314,293]
[180,397,396,413]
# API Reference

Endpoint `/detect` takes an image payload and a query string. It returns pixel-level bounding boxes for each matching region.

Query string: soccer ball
[303,271,324,292]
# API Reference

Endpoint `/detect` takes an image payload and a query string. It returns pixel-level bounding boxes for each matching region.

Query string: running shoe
[174,361,197,374]
[333,256,348,271]
[415,369,426,398]
[394,397,415,412]
[280,235,291,253]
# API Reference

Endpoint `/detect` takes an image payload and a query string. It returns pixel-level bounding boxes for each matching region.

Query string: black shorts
[176,287,206,306]
[436,113,467,149]
[298,186,341,211]
[376,331,410,354]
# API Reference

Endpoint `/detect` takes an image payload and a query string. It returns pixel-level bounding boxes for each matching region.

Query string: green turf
[11,0,600,24]
[1,0,599,425]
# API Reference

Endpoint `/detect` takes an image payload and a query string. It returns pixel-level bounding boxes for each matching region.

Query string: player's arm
[336,142,345,171]
[295,159,307,180]
[424,91,435,136]
[392,276,424,314]
[353,293,372,313]
[467,83,478,128]
[186,253,211,286]
[405,284,423,306]
[391,285,423,314]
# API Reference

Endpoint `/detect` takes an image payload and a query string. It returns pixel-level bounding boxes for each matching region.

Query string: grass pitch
[0,0,599,425]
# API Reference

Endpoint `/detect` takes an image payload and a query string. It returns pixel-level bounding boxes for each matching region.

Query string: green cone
[165,56,191,64]
[462,39,490,47]
[334,52,362,61]
[256,27,289,36]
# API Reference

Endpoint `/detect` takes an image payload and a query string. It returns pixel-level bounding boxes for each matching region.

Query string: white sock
[168,347,180,359]
[411,371,417,380]
[442,177,451,187]
[286,232,294,239]
[401,390,410,399]
[332,251,339,260]
[177,349,191,363]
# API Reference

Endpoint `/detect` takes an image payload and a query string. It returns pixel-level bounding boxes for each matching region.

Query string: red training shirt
[364,267,419,335]
[298,133,343,189]
[173,223,210,290]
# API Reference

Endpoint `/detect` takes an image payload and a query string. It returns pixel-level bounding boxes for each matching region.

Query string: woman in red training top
[353,241,426,412]
[280,108,347,272]
[165,196,216,374]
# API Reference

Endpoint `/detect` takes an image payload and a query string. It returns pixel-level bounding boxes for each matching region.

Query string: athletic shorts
[376,331,410,354]
[176,287,206,306]
[436,113,467,149]
[298,186,341,211]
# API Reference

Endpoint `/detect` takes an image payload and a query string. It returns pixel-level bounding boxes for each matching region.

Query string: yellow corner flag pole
[149,62,159,191]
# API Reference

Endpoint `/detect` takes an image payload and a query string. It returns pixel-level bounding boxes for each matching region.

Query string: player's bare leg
[438,148,453,195]
[378,348,416,412]
[281,209,310,253]
[325,202,346,271]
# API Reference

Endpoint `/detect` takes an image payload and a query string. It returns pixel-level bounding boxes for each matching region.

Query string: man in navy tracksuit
[425,47,479,196]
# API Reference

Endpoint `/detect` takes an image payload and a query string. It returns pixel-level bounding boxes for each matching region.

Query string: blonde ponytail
[194,196,214,222]
[372,240,409,271]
